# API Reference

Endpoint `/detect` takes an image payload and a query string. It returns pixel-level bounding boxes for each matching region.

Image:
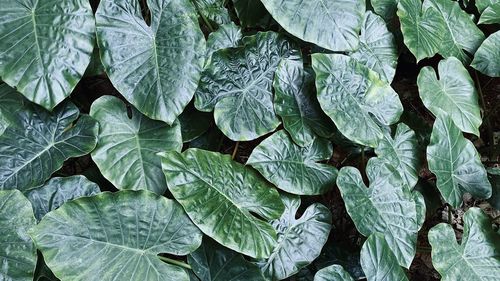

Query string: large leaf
[25,175,100,221]
[192,0,231,27]
[336,159,419,268]
[247,130,337,195]
[259,195,332,280]
[160,149,284,258]
[195,32,300,141]
[428,207,500,281]
[205,22,242,63]
[479,2,500,24]
[417,57,482,136]
[375,123,420,188]
[95,0,206,124]
[273,58,335,147]
[188,238,266,281]
[350,11,398,83]
[0,190,37,281]
[0,84,27,133]
[90,96,182,194]
[0,102,98,191]
[476,0,499,12]
[260,0,365,51]
[471,31,500,77]
[0,0,95,110]
[360,233,409,281]
[427,114,491,208]
[371,0,398,21]
[314,265,354,281]
[397,0,444,62]
[30,191,203,281]
[312,53,403,148]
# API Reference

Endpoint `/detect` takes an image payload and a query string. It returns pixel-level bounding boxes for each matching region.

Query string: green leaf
[206,22,242,63]
[179,103,213,143]
[232,0,273,28]
[479,3,500,24]
[247,130,337,195]
[25,175,100,221]
[192,0,231,27]
[371,0,398,21]
[314,265,354,281]
[0,0,95,110]
[259,194,332,280]
[95,0,206,124]
[160,148,284,259]
[260,0,365,51]
[375,123,421,188]
[273,58,335,147]
[315,242,365,280]
[350,11,398,83]
[417,57,482,136]
[195,32,300,141]
[0,84,27,133]
[360,233,409,281]
[312,53,403,148]
[426,114,491,208]
[487,168,500,210]
[84,45,105,77]
[90,96,182,194]
[188,238,266,281]
[476,0,499,13]
[30,190,203,281]
[0,190,37,281]
[336,159,420,268]
[472,31,500,77]
[397,0,445,62]
[0,102,98,191]
[423,0,485,63]
[428,207,500,281]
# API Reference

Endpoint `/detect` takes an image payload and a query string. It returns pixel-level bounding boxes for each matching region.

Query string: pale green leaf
[206,22,242,62]
[476,0,499,12]
[479,3,500,24]
[314,265,354,281]
[472,31,500,77]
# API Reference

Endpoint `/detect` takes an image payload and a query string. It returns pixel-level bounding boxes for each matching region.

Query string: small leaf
[192,0,231,27]
[312,53,403,148]
[427,114,491,208]
[314,265,354,281]
[179,103,213,143]
[232,0,273,28]
[479,3,500,24]
[160,148,284,259]
[428,207,500,280]
[30,191,203,281]
[472,31,500,77]
[487,168,500,210]
[0,84,27,133]
[206,22,242,62]
[371,0,398,20]
[0,190,37,281]
[247,130,337,195]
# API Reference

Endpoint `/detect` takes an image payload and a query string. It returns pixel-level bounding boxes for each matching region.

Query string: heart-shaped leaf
[247,130,337,195]
[96,0,206,124]
[0,0,95,110]
[160,148,284,258]
[479,2,500,24]
[427,114,491,208]
[472,31,500,77]
[90,95,182,194]
[260,0,365,51]
[30,190,203,281]
[312,53,403,148]
[428,207,500,280]
[0,102,98,191]
[314,265,354,281]
[0,190,37,281]
[418,57,482,136]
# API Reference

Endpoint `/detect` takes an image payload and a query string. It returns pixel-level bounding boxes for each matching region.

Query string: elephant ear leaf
[95,0,206,124]
[427,114,491,208]
[160,148,284,259]
[191,0,231,27]
[479,2,500,24]
[314,265,354,281]
[0,190,37,281]
[428,208,500,281]
[0,0,95,110]
[205,22,242,62]
[29,191,203,281]
[0,84,27,133]
[471,31,500,78]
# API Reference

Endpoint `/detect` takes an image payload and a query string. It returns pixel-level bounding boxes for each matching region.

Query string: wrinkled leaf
[206,22,242,62]
[479,3,500,24]
[472,31,500,77]
[314,265,354,281]
[192,0,231,27]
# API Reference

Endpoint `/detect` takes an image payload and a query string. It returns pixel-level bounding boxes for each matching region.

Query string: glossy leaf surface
[0,84,26,133]
[471,31,500,77]
[479,3,500,24]
[314,265,354,281]
[205,23,242,62]
[192,0,230,27]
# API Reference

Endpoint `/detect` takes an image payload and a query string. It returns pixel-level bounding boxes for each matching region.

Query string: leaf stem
[474,71,494,158]
[158,256,192,269]
[232,141,240,160]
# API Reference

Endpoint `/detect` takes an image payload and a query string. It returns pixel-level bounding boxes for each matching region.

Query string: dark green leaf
[487,168,500,210]
[0,84,27,133]
[180,103,213,143]
[371,0,398,21]
[232,0,273,28]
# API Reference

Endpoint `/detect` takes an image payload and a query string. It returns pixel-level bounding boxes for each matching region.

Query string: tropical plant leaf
[360,233,409,281]
[0,0,95,110]
[315,241,365,280]
[273,58,335,147]
[195,32,300,141]
[397,0,445,62]
[247,130,337,195]
[30,190,203,281]
[188,238,266,281]
[476,0,499,12]
[427,114,491,208]
[350,11,398,83]
[314,265,354,281]
[336,159,420,268]
[312,53,403,148]
[179,103,212,143]
[417,57,482,136]
[0,190,37,281]
[84,46,105,77]
[258,194,332,280]
[428,207,500,281]
[0,102,98,191]
[205,22,242,63]
[260,0,365,51]
[90,95,182,194]
[95,0,206,124]
[232,0,273,28]
[371,0,398,21]
[25,175,100,221]
[471,31,500,77]
[160,148,284,258]
[192,0,231,27]
[487,168,500,210]
[0,84,27,133]
[479,2,500,24]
